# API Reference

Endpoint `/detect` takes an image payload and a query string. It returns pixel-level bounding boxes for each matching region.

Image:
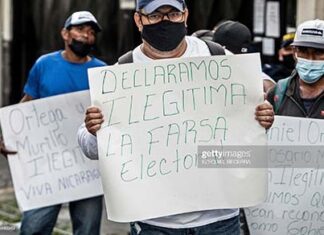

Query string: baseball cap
[291,19,324,49]
[212,20,252,54]
[281,32,295,48]
[136,0,186,14]
[64,11,102,32]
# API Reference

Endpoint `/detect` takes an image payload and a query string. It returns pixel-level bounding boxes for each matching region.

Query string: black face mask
[142,21,187,52]
[282,54,295,69]
[68,39,94,58]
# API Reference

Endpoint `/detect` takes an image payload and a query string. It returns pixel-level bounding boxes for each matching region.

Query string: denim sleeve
[77,123,99,160]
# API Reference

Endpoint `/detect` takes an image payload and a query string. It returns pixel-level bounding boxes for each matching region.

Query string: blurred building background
[0,0,324,106]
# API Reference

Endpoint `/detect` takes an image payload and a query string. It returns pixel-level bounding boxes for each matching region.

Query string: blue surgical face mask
[295,56,324,84]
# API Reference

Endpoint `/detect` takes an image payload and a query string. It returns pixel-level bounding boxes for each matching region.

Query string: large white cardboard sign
[246,116,324,235]
[88,54,268,222]
[0,91,103,211]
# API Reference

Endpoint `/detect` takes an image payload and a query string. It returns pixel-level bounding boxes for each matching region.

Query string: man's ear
[184,9,189,27]
[61,28,69,41]
[134,12,143,32]
[292,47,298,60]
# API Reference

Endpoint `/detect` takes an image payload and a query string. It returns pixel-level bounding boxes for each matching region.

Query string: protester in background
[267,19,324,118]
[278,32,296,69]
[212,20,276,92]
[263,32,296,82]
[213,20,252,54]
[19,11,106,235]
[78,1,274,234]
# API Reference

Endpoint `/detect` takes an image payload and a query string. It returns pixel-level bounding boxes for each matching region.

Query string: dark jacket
[267,72,324,118]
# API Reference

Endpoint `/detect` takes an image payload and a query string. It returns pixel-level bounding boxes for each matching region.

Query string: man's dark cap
[213,20,252,54]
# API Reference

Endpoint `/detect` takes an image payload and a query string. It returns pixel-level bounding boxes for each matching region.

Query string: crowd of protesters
[1,0,323,234]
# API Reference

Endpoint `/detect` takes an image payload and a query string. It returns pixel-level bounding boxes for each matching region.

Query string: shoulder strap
[273,77,291,113]
[117,40,225,64]
[204,40,226,55]
[118,50,134,64]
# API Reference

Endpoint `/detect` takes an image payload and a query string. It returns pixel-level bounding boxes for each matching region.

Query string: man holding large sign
[78,0,274,234]
[245,19,324,235]
[15,11,106,235]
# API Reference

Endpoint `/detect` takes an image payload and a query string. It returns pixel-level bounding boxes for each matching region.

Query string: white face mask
[295,56,324,84]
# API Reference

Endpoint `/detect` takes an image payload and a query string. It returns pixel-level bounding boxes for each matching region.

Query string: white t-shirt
[78,36,239,229]
[128,36,239,229]
[133,36,212,62]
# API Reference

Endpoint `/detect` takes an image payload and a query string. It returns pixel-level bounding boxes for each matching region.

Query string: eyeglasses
[139,11,184,24]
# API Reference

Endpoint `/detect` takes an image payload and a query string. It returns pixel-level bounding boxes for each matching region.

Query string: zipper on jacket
[307,92,324,117]
[287,95,308,117]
